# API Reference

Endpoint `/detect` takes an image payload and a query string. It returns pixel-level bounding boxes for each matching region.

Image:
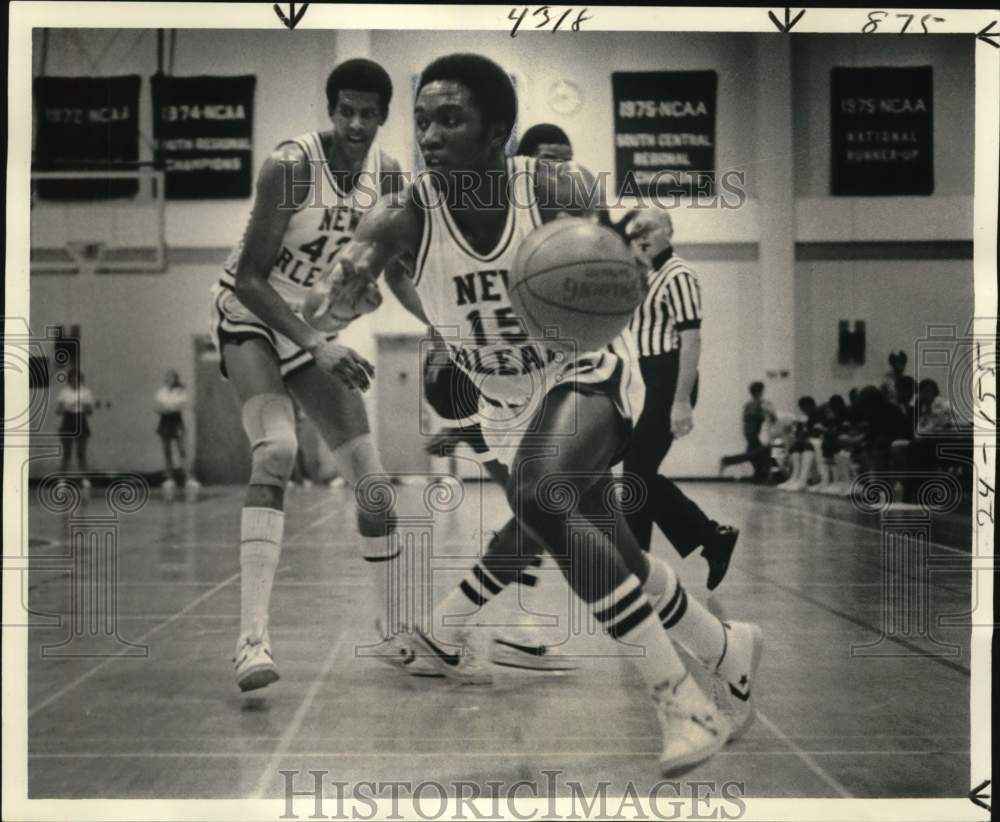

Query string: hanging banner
[612,71,717,198]
[33,75,142,199]
[152,74,256,199]
[831,66,933,196]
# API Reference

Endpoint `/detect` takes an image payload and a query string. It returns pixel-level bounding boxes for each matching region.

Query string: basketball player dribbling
[209,59,433,692]
[307,53,764,775]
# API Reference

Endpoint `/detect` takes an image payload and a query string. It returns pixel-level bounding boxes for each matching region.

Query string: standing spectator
[623,207,740,591]
[719,381,776,483]
[57,368,94,490]
[155,370,200,500]
[882,351,908,404]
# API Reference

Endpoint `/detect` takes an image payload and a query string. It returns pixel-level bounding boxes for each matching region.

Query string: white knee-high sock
[434,560,507,644]
[330,435,406,633]
[592,576,687,691]
[641,553,727,670]
[240,507,284,635]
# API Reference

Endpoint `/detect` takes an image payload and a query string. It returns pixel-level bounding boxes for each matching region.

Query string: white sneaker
[233,621,280,692]
[654,672,731,776]
[411,625,492,685]
[329,477,347,489]
[184,478,201,501]
[490,627,578,672]
[711,621,765,739]
[367,619,443,678]
[780,480,806,492]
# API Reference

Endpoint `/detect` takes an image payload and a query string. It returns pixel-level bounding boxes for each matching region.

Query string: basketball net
[65,240,107,276]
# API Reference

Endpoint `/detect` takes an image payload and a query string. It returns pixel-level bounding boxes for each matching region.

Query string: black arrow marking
[768,7,805,33]
[977,21,1000,48]
[274,3,310,30]
[969,779,991,811]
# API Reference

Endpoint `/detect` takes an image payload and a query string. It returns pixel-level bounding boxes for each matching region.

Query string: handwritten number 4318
[510,7,592,37]
[863,12,945,33]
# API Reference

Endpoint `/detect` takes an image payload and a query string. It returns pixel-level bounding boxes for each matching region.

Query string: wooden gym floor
[24,480,973,799]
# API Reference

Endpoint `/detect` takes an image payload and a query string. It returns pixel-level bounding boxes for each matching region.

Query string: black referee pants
[622,351,715,555]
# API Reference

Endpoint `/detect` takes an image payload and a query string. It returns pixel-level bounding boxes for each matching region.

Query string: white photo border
[4,3,996,821]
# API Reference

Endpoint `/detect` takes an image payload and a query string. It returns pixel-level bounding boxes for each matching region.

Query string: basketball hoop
[65,240,107,276]
[30,167,166,274]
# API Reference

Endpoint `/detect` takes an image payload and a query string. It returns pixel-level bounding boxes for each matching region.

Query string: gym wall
[28,29,974,476]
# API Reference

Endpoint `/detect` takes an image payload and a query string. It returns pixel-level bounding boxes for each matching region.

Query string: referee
[622,208,740,591]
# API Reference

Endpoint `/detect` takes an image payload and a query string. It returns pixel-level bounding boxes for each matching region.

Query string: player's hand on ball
[671,399,694,437]
[311,340,375,392]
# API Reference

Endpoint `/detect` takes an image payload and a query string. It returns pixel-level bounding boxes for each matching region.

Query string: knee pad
[242,394,298,487]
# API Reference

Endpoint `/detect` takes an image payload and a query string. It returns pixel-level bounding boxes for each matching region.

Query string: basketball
[509,217,644,352]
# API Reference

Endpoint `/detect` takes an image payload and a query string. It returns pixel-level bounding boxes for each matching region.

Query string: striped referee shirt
[629,247,703,358]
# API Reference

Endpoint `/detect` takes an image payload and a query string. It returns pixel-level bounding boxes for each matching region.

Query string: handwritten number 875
[863,11,946,33]
[510,7,592,38]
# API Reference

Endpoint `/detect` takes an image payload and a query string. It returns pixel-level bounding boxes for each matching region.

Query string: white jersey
[411,156,644,421]
[221,131,383,309]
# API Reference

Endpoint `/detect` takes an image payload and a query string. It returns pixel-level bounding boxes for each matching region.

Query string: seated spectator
[895,379,964,503]
[777,396,823,492]
[847,387,863,425]
[895,376,916,431]
[854,385,909,473]
[916,378,953,435]
[807,400,844,494]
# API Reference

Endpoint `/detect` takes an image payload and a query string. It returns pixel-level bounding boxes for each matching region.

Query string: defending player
[210,59,422,692]
[306,54,763,775]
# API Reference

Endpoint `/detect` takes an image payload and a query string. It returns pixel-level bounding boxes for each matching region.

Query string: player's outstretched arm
[233,144,327,351]
[303,187,423,327]
[234,145,374,391]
